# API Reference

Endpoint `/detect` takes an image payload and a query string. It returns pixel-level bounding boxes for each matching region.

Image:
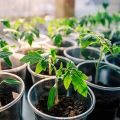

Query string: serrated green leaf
[25,32,34,46]
[0,51,12,58]
[63,71,72,89]
[66,61,76,69]
[4,57,12,67]
[81,34,98,48]
[52,33,62,47]
[35,59,47,74]
[32,27,40,38]
[56,62,63,77]
[35,61,43,74]
[20,51,41,64]
[47,86,56,110]
[0,39,8,48]
[71,70,88,97]
[1,20,10,28]
[50,49,57,63]
[2,78,20,85]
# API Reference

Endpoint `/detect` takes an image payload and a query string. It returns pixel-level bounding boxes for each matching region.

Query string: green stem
[48,55,52,75]
[54,77,59,104]
[0,61,1,70]
[95,48,103,84]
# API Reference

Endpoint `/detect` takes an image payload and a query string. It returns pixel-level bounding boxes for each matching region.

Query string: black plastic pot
[1,53,27,81]
[77,61,120,120]
[64,47,100,64]
[1,53,27,94]
[105,54,120,118]
[46,40,77,56]
[0,72,25,120]
[28,77,95,120]
[105,54,120,71]
[27,56,71,84]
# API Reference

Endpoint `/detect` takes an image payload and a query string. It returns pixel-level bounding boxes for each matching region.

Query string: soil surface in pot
[0,84,19,107]
[36,95,86,117]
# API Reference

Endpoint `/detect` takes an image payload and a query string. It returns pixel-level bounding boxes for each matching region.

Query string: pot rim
[27,77,95,120]
[77,60,120,91]
[64,46,102,63]
[27,56,71,79]
[46,39,77,51]
[104,54,120,71]
[0,72,25,112]
[1,52,27,72]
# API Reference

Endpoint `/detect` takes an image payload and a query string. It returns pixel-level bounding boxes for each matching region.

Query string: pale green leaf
[20,51,41,64]
[2,78,20,85]
[63,71,72,89]
[47,86,56,110]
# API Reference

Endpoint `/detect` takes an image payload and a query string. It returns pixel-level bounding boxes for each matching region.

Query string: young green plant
[0,39,13,70]
[78,32,112,83]
[20,49,88,110]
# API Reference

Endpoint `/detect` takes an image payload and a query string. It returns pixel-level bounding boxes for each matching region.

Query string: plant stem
[48,55,52,75]
[95,48,103,84]
[0,61,1,70]
[54,77,59,104]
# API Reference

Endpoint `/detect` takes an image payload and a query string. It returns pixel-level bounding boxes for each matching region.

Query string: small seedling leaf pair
[0,78,20,86]
[20,51,41,65]
[52,33,62,47]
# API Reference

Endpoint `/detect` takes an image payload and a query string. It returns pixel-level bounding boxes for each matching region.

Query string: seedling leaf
[2,78,20,85]
[35,59,47,74]
[4,57,12,67]
[52,33,62,47]
[63,71,72,89]
[47,86,56,110]
[0,51,12,58]
[71,70,88,97]
[1,20,11,28]
[20,51,41,64]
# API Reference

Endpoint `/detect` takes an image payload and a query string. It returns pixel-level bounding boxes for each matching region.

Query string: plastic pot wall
[77,61,120,120]
[0,72,25,120]
[46,40,77,56]
[64,47,100,64]
[28,78,95,120]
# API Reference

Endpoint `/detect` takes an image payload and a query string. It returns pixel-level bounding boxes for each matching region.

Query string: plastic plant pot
[105,54,120,70]
[1,53,27,80]
[27,56,71,84]
[27,78,95,120]
[16,46,49,55]
[64,47,100,64]
[18,34,50,49]
[105,54,120,118]
[0,72,25,120]
[77,61,120,120]
[0,53,27,92]
[46,39,77,56]
[17,47,49,93]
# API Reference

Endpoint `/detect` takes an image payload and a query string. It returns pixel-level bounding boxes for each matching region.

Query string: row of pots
[0,35,120,120]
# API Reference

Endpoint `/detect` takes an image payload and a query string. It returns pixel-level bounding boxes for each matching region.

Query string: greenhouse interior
[0,0,120,120]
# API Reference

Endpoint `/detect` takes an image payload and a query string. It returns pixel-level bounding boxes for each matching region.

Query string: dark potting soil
[0,93,14,107]
[0,84,19,107]
[36,96,86,117]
